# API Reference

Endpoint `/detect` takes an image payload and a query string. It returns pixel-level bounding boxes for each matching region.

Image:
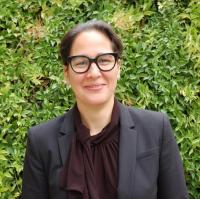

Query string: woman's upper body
[22,20,188,199]
[22,102,188,199]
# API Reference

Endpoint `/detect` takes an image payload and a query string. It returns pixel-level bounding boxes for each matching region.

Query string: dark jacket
[22,103,188,199]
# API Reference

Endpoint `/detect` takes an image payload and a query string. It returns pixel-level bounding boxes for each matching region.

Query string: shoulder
[119,102,167,126]
[118,103,172,143]
[30,115,64,132]
[127,105,164,119]
[28,108,75,142]
[29,114,64,139]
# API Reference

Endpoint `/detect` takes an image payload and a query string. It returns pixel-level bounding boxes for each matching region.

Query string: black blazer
[22,103,188,199]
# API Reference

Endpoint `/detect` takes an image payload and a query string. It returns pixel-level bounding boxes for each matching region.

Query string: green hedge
[0,0,199,198]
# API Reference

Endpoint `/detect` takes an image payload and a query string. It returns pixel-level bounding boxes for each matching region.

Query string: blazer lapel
[58,108,76,166]
[57,103,138,197]
[118,103,137,199]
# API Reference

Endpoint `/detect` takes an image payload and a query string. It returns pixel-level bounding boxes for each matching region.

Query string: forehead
[70,30,113,56]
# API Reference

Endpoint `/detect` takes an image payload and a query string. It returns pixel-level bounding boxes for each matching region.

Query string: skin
[64,30,120,135]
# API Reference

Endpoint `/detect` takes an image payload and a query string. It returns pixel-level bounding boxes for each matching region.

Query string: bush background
[0,0,199,198]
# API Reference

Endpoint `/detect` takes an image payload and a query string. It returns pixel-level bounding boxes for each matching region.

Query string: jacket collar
[59,102,136,134]
[118,102,137,199]
[58,102,137,198]
[58,108,76,166]
[59,108,75,135]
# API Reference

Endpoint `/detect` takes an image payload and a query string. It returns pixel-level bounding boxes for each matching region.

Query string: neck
[77,98,115,136]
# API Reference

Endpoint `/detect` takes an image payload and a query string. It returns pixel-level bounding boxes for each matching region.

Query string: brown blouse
[60,100,120,199]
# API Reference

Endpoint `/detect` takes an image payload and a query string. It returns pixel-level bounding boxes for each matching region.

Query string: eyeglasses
[66,52,119,74]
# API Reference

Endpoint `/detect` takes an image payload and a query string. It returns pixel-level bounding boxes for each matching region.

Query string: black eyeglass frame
[66,52,119,74]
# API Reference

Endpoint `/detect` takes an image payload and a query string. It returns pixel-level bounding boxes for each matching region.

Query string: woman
[22,20,188,199]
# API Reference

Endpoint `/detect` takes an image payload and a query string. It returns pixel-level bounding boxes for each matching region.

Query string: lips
[84,84,106,90]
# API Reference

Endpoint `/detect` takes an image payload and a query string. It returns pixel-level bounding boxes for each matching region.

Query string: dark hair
[60,20,123,65]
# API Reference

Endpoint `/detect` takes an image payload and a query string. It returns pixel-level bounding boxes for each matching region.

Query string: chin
[79,95,113,107]
[87,99,107,106]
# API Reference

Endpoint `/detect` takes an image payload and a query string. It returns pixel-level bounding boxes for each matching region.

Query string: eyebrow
[69,52,114,58]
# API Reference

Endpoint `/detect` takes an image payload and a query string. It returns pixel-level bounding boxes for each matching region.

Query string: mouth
[84,84,106,90]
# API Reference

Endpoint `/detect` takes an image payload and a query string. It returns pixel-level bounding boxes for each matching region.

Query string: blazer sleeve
[157,114,188,199]
[22,129,49,199]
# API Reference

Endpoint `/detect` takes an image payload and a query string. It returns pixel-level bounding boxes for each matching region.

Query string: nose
[86,62,101,78]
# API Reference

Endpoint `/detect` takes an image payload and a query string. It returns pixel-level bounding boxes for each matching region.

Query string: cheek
[112,67,120,81]
[68,74,84,90]
[106,72,118,87]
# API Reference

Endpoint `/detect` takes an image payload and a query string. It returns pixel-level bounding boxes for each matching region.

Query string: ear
[63,65,69,84]
[117,60,121,80]
[117,69,121,80]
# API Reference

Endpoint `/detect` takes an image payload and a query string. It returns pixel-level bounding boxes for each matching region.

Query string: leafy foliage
[0,0,199,198]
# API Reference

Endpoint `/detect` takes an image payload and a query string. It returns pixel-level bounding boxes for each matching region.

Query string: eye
[75,61,87,67]
[71,57,89,68]
[98,58,110,64]
[97,54,115,66]
[98,56,113,65]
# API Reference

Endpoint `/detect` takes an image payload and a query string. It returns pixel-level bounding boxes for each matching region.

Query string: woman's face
[64,30,120,107]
